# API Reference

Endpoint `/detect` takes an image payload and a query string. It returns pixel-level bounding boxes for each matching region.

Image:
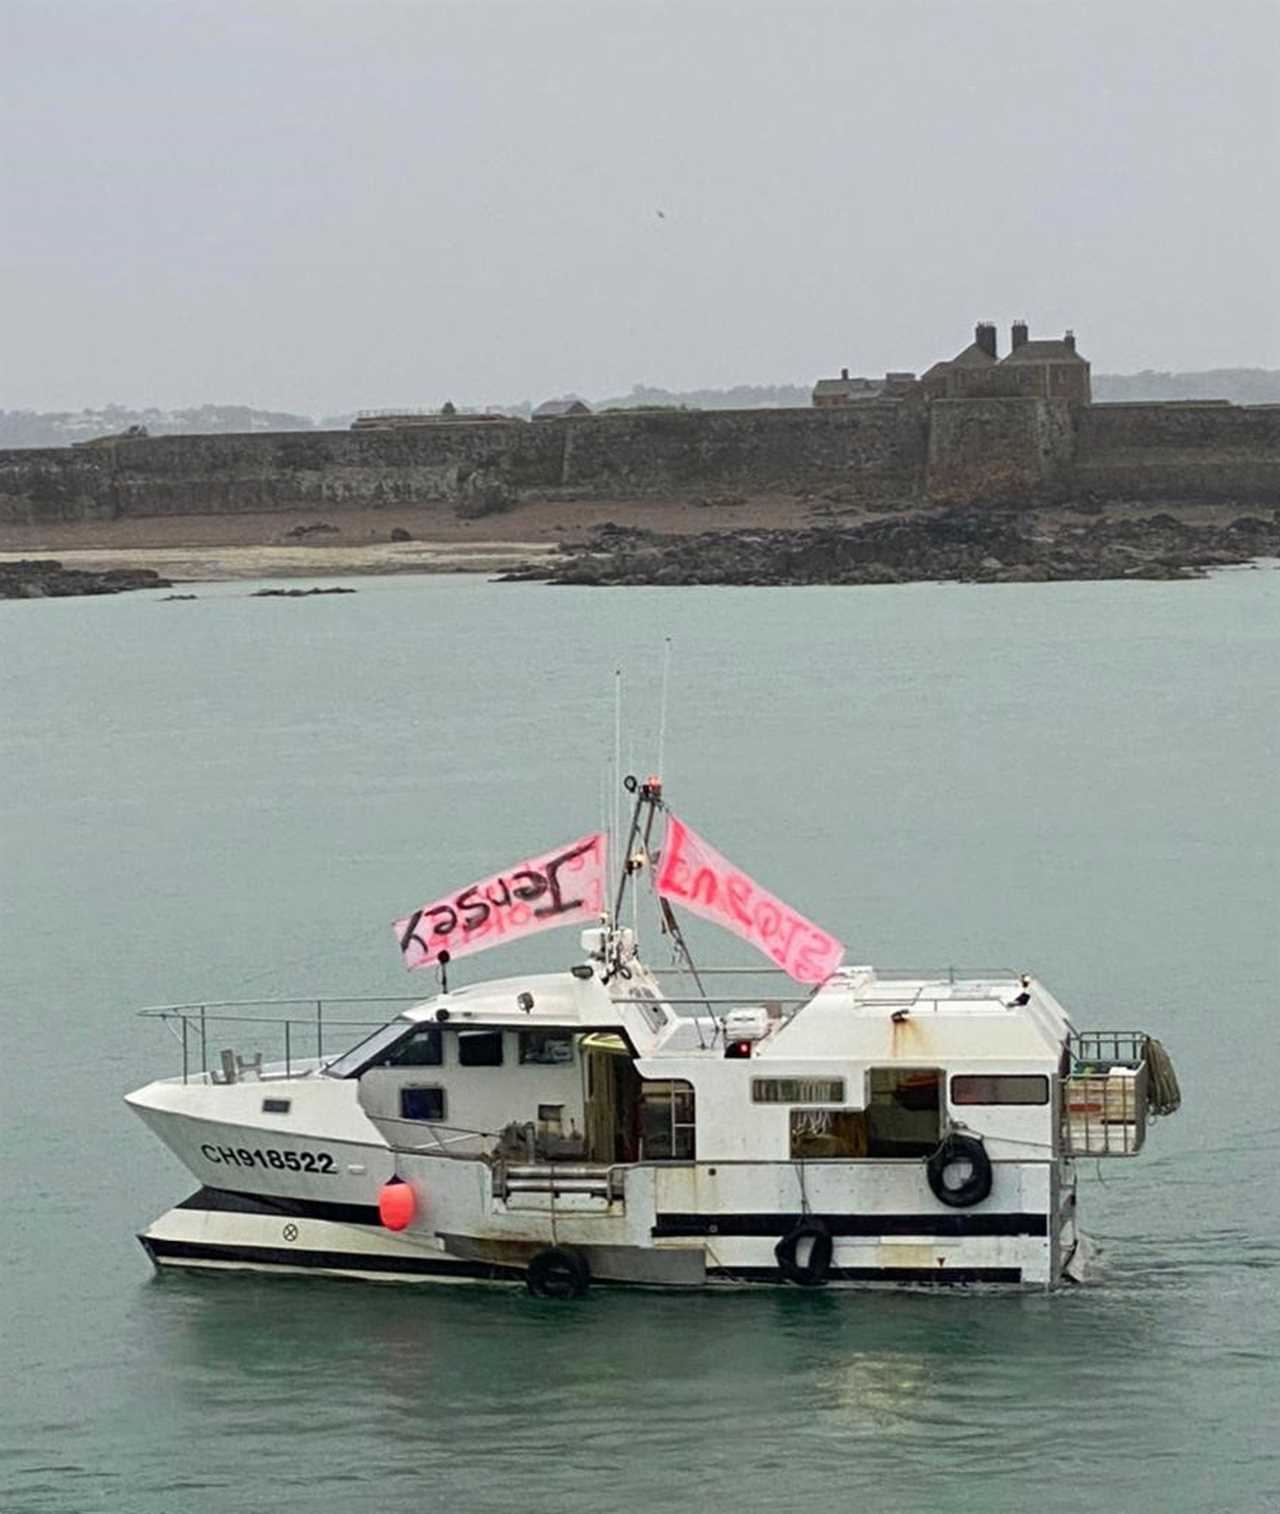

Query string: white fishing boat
[127,778,1180,1294]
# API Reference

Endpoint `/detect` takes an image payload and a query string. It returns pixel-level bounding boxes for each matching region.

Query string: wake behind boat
[126,778,1180,1294]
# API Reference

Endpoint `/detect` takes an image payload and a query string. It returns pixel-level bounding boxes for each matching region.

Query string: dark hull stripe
[143,1238,1023,1288]
[653,1212,1048,1239]
[144,1236,524,1281]
[709,1266,1024,1285]
[176,1185,382,1227]
[170,1191,1048,1242]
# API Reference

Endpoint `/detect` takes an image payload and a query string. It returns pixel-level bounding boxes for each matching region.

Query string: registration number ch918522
[200,1143,336,1175]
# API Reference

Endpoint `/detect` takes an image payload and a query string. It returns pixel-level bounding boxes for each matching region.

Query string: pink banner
[656,814,844,984]
[394,832,608,971]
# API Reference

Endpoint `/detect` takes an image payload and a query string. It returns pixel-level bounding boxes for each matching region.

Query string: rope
[794,1159,811,1216]
[1146,1038,1182,1117]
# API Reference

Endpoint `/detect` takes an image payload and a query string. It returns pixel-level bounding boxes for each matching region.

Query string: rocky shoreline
[502,507,1280,587]
[0,558,172,600]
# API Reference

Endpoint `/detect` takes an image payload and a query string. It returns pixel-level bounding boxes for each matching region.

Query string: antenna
[657,636,673,781]
[612,668,623,906]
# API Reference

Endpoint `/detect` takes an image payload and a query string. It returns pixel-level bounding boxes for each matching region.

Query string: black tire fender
[774,1216,834,1286]
[927,1133,993,1209]
[526,1245,590,1299]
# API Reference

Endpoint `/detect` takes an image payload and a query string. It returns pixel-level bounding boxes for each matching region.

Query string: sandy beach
[0,497,807,582]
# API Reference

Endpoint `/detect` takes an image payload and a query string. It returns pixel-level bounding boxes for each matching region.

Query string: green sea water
[2,569,1277,1514]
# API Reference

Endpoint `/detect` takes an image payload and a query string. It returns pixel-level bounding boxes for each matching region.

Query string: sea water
[1,570,1277,1513]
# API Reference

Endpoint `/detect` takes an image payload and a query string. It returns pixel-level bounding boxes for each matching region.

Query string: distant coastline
[2,367,1278,450]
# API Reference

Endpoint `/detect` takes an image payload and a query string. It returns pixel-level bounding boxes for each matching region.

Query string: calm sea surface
[2,570,1278,1514]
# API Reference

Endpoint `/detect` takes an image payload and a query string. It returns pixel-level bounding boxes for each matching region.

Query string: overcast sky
[3,0,1277,414]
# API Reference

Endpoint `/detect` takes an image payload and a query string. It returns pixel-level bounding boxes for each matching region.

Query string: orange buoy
[378,1177,416,1231]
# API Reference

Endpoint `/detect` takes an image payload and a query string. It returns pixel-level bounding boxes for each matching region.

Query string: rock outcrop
[506,509,1280,587]
[0,559,172,599]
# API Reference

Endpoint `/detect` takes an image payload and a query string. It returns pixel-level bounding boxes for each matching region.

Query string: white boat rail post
[316,999,323,1062]
[199,1005,207,1079]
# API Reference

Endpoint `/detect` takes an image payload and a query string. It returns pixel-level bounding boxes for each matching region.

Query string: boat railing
[864,966,1019,982]
[136,997,423,1084]
[654,965,1018,984]
[1063,1029,1151,1156]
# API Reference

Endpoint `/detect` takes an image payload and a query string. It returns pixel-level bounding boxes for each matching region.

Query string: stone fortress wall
[2,397,1278,527]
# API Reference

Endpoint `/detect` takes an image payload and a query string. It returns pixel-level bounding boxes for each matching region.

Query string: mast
[607,776,709,1021]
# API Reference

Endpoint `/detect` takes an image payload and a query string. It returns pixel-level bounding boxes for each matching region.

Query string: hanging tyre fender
[774,1216,834,1286]
[927,1133,993,1209]
[526,1245,591,1299]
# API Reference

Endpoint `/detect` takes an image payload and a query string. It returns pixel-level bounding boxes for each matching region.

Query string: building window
[457,1030,504,1067]
[639,1080,696,1160]
[400,1086,446,1121]
[519,1031,575,1066]
[752,1077,845,1105]
[951,1074,1050,1106]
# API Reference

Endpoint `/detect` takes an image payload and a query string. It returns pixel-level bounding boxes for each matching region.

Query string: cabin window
[326,1022,443,1077]
[458,1030,504,1067]
[865,1068,943,1157]
[752,1077,845,1105]
[639,1080,696,1161]
[400,1086,446,1121]
[519,1031,575,1066]
[790,1109,868,1159]
[262,1097,291,1115]
[379,1026,443,1068]
[952,1074,1050,1106]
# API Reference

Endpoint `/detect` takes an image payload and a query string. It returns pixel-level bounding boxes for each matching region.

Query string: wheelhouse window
[381,1027,443,1067]
[400,1086,446,1121]
[639,1080,696,1161]
[519,1031,575,1066]
[323,1021,441,1078]
[458,1029,504,1068]
[952,1074,1050,1106]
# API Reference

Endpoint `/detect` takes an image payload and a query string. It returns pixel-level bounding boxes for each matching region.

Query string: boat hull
[138,1183,1068,1290]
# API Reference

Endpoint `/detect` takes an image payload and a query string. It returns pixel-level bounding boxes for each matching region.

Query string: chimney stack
[1012,320,1029,350]
[975,322,997,360]
[841,367,849,380]
[1063,330,1076,353]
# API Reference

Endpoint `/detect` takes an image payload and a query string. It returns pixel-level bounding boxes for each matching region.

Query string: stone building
[996,323,1091,402]
[919,323,999,400]
[812,369,924,405]
[916,322,1091,404]
[812,368,885,405]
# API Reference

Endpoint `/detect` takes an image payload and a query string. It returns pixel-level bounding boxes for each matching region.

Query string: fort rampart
[2,399,1277,526]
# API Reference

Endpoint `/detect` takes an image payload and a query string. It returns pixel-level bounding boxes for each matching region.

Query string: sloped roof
[1001,340,1086,364]
[950,340,997,368]
[812,376,881,398]
[533,397,593,417]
